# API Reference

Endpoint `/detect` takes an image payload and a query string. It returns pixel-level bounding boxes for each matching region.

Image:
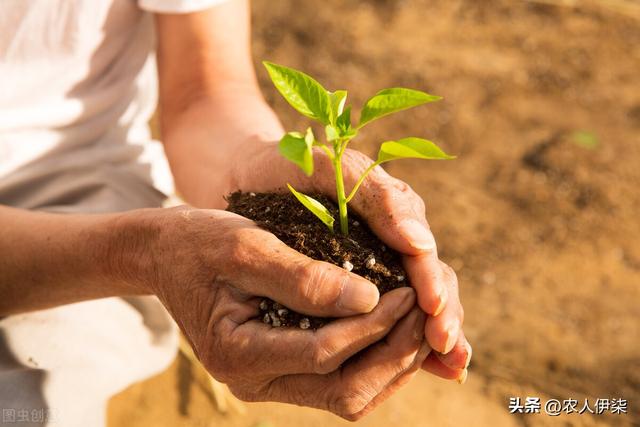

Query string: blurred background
[109,0,640,426]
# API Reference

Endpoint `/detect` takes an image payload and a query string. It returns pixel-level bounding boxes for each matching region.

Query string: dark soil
[226,191,409,329]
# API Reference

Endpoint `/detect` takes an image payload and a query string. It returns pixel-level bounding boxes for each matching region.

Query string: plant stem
[333,153,349,236]
[318,144,334,160]
[345,161,380,203]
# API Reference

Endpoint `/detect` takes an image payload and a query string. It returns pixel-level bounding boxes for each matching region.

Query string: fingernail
[338,277,380,314]
[398,219,436,252]
[464,342,473,368]
[457,368,468,385]
[443,322,460,354]
[433,284,447,316]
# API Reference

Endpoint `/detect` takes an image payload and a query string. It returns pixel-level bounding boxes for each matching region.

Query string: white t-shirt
[0,0,229,212]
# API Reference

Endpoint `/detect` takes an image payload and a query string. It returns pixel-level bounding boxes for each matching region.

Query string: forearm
[0,205,151,316]
[154,2,284,209]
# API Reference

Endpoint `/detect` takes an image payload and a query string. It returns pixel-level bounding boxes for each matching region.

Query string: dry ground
[109,1,640,426]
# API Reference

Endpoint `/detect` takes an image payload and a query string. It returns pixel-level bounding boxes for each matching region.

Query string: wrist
[0,207,163,315]
[99,208,165,296]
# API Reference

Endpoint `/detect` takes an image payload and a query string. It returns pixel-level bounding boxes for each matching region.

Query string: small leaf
[304,127,315,146]
[326,107,355,142]
[377,137,455,164]
[278,130,314,176]
[359,88,442,128]
[571,130,599,150]
[287,184,335,232]
[325,124,340,142]
[341,127,358,140]
[337,106,352,133]
[329,90,347,124]
[263,61,332,124]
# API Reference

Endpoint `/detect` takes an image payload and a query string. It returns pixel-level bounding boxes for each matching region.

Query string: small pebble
[259,300,269,311]
[353,221,360,226]
[342,260,354,272]
[249,192,256,197]
[268,311,282,327]
[396,275,405,282]
[262,313,271,324]
[264,206,271,213]
[365,256,376,269]
[277,308,289,317]
[299,318,311,330]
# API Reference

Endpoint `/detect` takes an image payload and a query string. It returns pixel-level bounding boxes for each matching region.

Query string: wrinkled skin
[230,141,472,378]
[137,207,428,420]
[132,142,471,420]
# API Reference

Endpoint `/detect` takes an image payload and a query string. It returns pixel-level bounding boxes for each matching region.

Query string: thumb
[226,224,380,317]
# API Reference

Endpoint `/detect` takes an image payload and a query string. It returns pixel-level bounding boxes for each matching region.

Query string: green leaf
[278,129,314,176]
[329,90,347,124]
[337,106,352,133]
[359,88,442,128]
[263,61,332,124]
[304,127,315,146]
[287,184,335,232]
[342,128,358,139]
[571,130,599,150]
[326,107,356,142]
[325,124,340,142]
[377,137,455,164]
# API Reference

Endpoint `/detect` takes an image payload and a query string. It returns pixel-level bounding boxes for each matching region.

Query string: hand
[230,141,472,381]
[124,207,430,420]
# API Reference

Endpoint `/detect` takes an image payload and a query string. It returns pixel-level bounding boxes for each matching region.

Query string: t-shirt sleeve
[138,0,233,14]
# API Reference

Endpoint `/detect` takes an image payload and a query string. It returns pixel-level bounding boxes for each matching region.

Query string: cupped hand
[133,207,429,420]
[231,141,472,381]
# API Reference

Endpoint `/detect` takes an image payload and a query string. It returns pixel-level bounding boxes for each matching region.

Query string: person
[0,0,471,425]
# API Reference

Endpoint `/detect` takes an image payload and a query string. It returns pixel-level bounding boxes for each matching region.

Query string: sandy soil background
[109,0,640,426]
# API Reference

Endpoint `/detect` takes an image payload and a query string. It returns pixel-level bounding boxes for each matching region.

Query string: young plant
[264,61,454,236]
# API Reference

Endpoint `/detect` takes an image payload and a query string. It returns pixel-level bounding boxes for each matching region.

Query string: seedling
[264,61,455,236]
